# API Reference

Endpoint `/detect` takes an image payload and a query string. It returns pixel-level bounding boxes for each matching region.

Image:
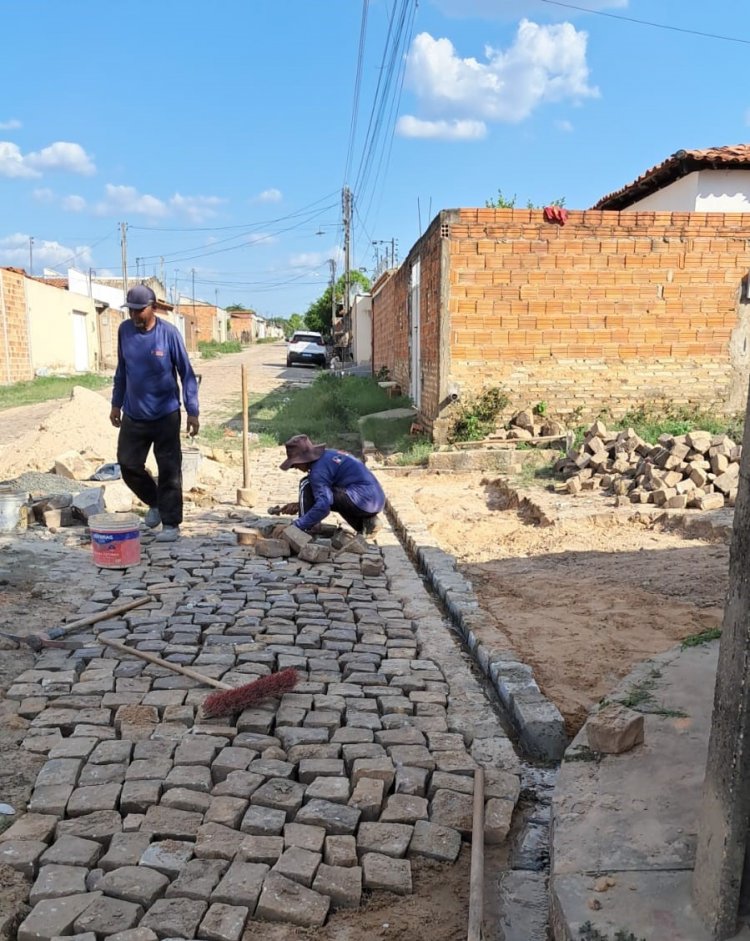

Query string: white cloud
[253,188,283,203]
[95,184,168,218]
[0,118,21,130]
[25,142,96,175]
[0,139,95,178]
[61,194,87,212]
[432,0,626,19]
[555,118,574,132]
[169,192,225,223]
[289,248,343,269]
[399,22,598,134]
[0,142,39,178]
[396,115,487,140]
[0,232,93,270]
[32,187,55,202]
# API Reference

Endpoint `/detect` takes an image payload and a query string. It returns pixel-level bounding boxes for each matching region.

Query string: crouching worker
[280,434,385,535]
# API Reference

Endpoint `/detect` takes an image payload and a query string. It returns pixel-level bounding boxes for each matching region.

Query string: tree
[485,189,566,209]
[226,303,254,312]
[286,313,305,337]
[304,270,371,335]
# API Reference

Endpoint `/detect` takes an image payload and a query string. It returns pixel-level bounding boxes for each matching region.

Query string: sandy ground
[385,471,727,736]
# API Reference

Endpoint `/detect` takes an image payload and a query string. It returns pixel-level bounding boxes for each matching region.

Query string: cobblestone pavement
[0,444,521,939]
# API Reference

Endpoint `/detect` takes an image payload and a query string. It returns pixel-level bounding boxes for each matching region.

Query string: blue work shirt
[112,318,200,421]
[296,450,385,530]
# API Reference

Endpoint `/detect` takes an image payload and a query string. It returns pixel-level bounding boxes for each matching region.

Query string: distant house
[177,297,229,345]
[593,144,750,212]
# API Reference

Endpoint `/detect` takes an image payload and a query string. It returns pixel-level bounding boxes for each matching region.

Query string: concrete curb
[384,487,568,762]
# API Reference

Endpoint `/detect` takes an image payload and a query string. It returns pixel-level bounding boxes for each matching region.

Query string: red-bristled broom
[96,637,299,718]
[202,667,299,718]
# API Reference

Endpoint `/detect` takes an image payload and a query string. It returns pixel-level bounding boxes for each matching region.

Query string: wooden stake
[467,768,485,941]
[237,363,255,506]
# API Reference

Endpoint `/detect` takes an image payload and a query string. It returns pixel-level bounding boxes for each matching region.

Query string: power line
[538,0,750,46]
[343,0,370,186]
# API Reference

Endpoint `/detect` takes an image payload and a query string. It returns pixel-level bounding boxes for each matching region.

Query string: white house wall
[623,169,750,212]
[623,173,698,211]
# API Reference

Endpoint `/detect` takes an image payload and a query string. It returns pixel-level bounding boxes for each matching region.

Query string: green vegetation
[565,746,602,764]
[449,387,509,442]
[0,373,111,411]
[359,414,414,448]
[617,401,743,443]
[616,668,687,718]
[681,627,722,649]
[579,923,647,941]
[393,436,435,466]
[515,456,557,488]
[304,270,371,334]
[485,189,566,210]
[197,339,242,359]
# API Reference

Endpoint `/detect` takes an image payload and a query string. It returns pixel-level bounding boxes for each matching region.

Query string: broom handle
[51,596,152,639]
[98,636,233,690]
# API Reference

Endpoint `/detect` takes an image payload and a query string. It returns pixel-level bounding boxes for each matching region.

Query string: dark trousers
[117,410,183,526]
[299,477,377,534]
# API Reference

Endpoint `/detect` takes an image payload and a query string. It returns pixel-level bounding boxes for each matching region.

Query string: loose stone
[312,862,363,910]
[362,852,412,895]
[255,872,330,928]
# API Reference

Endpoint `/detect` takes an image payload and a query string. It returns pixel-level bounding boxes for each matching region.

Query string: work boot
[144,507,161,529]
[155,525,180,543]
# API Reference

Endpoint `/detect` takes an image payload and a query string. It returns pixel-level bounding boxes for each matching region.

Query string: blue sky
[0,0,747,317]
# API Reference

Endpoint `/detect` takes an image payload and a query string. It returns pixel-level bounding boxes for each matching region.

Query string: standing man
[279,434,384,535]
[110,284,200,543]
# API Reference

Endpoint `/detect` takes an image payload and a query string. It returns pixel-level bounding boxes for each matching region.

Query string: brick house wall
[186,303,219,344]
[0,268,33,383]
[372,208,750,441]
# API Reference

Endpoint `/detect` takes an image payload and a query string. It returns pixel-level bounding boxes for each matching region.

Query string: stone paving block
[433,749,478,775]
[350,757,394,790]
[387,744,436,771]
[67,783,121,817]
[199,902,249,941]
[211,859,268,908]
[29,863,88,904]
[362,852,412,895]
[139,840,194,877]
[163,764,213,793]
[312,863,362,910]
[160,786,211,814]
[394,765,429,797]
[49,934,96,941]
[174,738,220,765]
[106,930,158,941]
[0,813,58,845]
[28,784,74,817]
[283,822,326,853]
[99,833,152,872]
[275,726,328,751]
[90,741,133,764]
[100,865,170,906]
[194,823,246,860]
[356,822,413,859]
[140,805,203,840]
[73,896,144,937]
[427,771,473,799]
[40,835,102,869]
[375,727,426,747]
[57,810,122,844]
[255,871,330,928]
[407,820,462,862]
[35,758,83,788]
[323,834,358,868]
[273,846,321,887]
[120,780,162,815]
[204,795,248,828]
[240,804,287,836]
[0,839,47,877]
[304,775,350,804]
[297,758,345,784]
[140,897,207,939]
[248,757,295,779]
[251,778,305,818]
[295,799,361,835]
[380,793,429,824]
[78,761,128,787]
[429,789,473,837]
[124,758,172,781]
[239,834,284,865]
[348,776,385,822]
[211,769,265,799]
[17,892,101,941]
[165,858,229,900]
[484,798,514,845]
[211,747,256,783]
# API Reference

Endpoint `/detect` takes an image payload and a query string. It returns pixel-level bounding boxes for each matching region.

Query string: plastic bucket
[0,491,28,533]
[182,446,202,491]
[89,512,141,568]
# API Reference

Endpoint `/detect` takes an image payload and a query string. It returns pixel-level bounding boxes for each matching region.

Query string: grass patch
[393,436,436,466]
[449,387,508,442]
[681,627,722,648]
[360,415,414,448]
[515,455,557,488]
[616,669,687,718]
[0,373,111,411]
[573,401,744,448]
[197,340,242,359]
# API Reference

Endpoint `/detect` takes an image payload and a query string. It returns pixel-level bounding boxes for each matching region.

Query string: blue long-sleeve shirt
[296,450,385,530]
[112,318,200,421]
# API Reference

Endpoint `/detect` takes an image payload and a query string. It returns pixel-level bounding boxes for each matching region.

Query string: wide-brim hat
[280,434,326,470]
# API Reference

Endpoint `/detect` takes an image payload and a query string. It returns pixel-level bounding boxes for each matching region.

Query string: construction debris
[556,422,740,509]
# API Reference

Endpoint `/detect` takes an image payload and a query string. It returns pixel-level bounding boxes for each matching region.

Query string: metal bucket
[0,491,29,533]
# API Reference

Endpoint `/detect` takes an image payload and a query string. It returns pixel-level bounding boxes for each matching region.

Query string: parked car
[286,331,328,368]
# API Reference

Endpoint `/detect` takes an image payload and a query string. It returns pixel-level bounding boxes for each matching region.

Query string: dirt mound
[0,386,116,480]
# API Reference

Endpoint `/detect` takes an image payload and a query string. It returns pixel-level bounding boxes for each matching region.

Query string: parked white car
[286,331,328,368]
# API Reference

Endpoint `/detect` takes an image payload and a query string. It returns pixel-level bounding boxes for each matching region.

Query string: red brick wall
[189,304,219,344]
[372,267,410,399]
[373,208,750,440]
[0,269,33,383]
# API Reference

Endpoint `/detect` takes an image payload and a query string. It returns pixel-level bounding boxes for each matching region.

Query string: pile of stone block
[492,410,567,442]
[556,421,740,510]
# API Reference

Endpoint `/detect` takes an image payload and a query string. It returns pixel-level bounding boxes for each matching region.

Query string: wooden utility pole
[693,400,750,938]
[120,222,128,293]
[236,364,255,507]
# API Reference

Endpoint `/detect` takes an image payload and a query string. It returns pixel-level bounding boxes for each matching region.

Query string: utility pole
[160,256,165,292]
[28,237,33,277]
[343,186,352,320]
[191,268,196,328]
[328,258,336,333]
[120,222,128,294]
